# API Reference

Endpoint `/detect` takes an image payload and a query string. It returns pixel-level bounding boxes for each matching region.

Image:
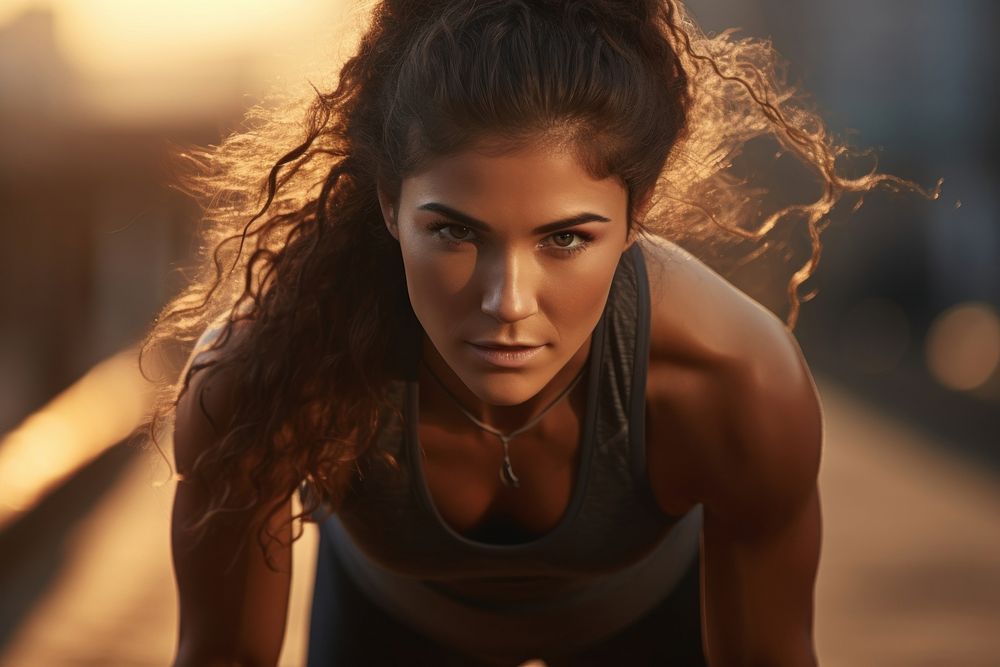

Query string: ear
[377,183,399,241]
[624,230,638,251]
[633,188,655,223]
[624,189,654,250]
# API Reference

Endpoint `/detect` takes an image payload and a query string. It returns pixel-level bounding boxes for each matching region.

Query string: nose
[479,249,538,324]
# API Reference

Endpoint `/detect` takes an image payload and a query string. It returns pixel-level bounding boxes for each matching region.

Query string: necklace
[419,358,588,489]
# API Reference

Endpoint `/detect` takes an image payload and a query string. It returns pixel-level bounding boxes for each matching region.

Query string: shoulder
[173,318,356,505]
[173,318,254,476]
[636,233,823,530]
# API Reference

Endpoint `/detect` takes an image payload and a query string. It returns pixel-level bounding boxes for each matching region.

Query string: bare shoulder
[636,232,788,364]
[173,317,356,504]
[174,317,292,479]
[636,233,823,526]
[173,318,252,476]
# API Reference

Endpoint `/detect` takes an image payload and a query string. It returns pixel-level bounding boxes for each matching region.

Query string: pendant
[500,457,520,488]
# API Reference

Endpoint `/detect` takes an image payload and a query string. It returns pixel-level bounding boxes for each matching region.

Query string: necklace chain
[419,358,588,488]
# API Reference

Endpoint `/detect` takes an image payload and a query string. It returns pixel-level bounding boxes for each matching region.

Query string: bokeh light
[925,302,1000,392]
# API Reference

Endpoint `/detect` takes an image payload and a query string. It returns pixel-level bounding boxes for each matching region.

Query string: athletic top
[306,239,703,662]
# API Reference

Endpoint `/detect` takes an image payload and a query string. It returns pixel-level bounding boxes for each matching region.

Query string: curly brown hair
[140,0,933,567]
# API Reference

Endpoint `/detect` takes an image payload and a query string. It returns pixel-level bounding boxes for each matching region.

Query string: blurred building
[689,0,1000,467]
[0,9,196,430]
[1,0,997,451]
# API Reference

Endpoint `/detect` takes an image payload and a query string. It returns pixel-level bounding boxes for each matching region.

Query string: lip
[466,342,546,368]
[470,339,545,348]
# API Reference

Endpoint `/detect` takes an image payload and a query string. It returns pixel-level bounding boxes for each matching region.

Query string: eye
[446,225,473,241]
[544,230,593,256]
[551,232,577,248]
[426,222,476,245]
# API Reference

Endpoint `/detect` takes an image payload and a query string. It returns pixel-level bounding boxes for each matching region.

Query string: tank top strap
[589,240,683,524]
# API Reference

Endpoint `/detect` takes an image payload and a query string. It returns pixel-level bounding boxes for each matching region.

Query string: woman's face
[379,141,634,408]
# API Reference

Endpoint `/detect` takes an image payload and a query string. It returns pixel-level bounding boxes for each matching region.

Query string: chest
[416,368,699,542]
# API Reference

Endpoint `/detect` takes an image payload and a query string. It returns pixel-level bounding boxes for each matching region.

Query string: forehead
[399,144,627,217]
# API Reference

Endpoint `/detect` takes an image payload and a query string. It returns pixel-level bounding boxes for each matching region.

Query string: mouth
[470,343,540,350]
[469,339,546,349]
[466,342,546,367]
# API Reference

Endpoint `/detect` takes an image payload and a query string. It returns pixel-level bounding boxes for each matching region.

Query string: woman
[147,0,921,665]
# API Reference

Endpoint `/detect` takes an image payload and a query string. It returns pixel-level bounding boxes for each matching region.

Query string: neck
[418,333,591,433]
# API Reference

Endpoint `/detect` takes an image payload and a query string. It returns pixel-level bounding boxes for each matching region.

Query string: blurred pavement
[0,375,997,666]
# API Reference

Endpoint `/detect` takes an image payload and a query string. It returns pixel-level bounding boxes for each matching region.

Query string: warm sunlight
[2,0,342,74]
[0,0,353,121]
[0,347,151,529]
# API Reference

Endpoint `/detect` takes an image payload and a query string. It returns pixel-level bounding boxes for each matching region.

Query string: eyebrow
[416,202,612,235]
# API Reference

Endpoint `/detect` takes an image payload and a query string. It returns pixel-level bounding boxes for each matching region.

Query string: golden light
[1,0,342,72]
[0,347,153,529]
[925,301,1000,392]
[0,0,353,122]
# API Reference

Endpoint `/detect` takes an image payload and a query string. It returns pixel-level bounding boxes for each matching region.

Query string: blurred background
[0,1,997,665]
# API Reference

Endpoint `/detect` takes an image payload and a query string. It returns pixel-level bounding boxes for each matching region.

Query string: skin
[171,140,823,666]
[378,142,633,426]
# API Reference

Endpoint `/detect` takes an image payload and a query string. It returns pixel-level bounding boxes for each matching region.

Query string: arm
[170,333,292,667]
[700,323,824,666]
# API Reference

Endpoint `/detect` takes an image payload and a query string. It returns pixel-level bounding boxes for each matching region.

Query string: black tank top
[309,239,703,660]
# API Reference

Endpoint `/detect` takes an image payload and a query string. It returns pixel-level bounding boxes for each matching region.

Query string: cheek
[545,262,617,339]
[400,245,472,324]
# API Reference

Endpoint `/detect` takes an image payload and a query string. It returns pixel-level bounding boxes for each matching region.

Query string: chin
[453,365,540,407]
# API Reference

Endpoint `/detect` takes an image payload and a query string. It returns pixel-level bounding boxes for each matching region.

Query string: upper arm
[171,324,293,667]
[701,322,823,666]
